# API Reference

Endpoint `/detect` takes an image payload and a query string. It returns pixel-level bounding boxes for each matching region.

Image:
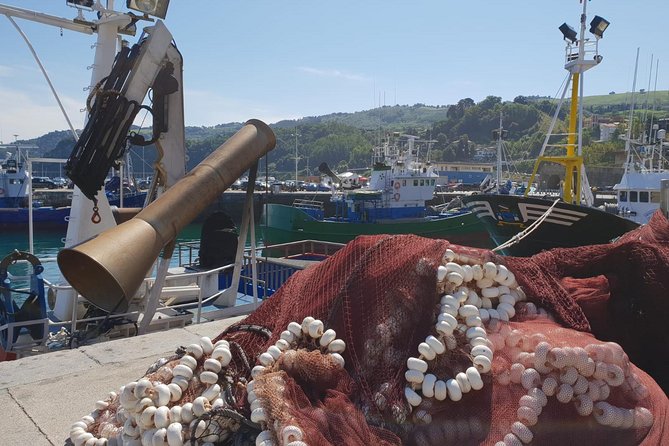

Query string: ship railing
[6,239,343,357]
[565,39,599,64]
[292,199,323,210]
[41,261,237,333]
[0,318,50,355]
[260,239,344,258]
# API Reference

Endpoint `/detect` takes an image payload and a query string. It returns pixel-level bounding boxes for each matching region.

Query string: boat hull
[0,192,147,231]
[461,194,640,256]
[0,207,70,230]
[261,203,493,248]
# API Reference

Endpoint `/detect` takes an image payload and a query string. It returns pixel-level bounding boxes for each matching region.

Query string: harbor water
[1,224,205,290]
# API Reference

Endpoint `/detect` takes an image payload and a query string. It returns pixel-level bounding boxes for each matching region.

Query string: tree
[478,96,502,111]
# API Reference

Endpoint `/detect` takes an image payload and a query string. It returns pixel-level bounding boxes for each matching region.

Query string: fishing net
[69,211,669,446]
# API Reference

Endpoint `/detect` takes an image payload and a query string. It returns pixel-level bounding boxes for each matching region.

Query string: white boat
[613,52,669,225]
[614,146,669,224]
[0,147,30,209]
[0,145,72,231]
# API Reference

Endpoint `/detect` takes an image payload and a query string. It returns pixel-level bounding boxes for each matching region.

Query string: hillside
[582,90,669,109]
[16,91,669,180]
[273,104,451,130]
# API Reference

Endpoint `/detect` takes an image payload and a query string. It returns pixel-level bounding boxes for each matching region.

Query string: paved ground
[0,316,245,446]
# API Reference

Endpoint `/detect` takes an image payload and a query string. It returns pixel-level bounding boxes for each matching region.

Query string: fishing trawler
[612,51,669,225]
[0,1,340,361]
[262,133,492,248]
[0,147,71,230]
[461,3,639,256]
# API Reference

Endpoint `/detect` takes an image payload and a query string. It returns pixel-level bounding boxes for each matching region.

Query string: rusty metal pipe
[57,119,275,313]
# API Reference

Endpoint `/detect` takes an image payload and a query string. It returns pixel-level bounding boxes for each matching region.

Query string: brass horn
[57,119,276,313]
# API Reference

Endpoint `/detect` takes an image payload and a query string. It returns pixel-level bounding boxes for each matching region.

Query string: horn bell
[58,119,276,313]
[57,218,163,313]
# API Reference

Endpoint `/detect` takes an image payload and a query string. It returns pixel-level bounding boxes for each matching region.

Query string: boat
[0,147,144,230]
[460,2,640,256]
[262,133,493,248]
[2,2,669,446]
[614,137,669,224]
[0,146,71,230]
[612,50,669,225]
[0,2,337,361]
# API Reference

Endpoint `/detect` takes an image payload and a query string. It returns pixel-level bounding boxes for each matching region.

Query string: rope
[492,198,561,252]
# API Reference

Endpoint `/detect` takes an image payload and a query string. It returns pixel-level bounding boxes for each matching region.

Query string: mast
[495,112,503,193]
[1,1,134,246]
[624,48,640,174]
[64,1,134,248]
[563,0,587,204]
[525,0,606,205]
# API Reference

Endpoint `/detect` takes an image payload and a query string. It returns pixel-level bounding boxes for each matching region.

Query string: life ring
[394,182,401,190]
[394,193,400,201]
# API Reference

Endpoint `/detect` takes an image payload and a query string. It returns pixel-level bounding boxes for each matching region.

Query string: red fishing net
[72,211,669,446]
[504,210,669,392]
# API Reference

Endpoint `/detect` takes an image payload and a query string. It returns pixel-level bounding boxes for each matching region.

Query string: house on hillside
[600,123,619,141]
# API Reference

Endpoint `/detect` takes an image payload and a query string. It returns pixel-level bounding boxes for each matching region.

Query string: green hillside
[274,104,450,130]
[18,91,669,180]
[582,90,669,108]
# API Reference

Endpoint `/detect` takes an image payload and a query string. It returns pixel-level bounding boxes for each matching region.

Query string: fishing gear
[65,40,179,202]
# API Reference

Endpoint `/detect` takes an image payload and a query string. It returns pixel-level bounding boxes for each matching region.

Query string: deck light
[558,23,577,43]
[126,0,170,19]
[589,16,610,39]
[66,0,94,8]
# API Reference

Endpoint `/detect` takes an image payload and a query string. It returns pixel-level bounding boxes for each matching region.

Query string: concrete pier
[0,316,244,445]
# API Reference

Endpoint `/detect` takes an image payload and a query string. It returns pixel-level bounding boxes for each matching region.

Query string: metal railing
[2,239,345,357]
[292,199,324,210]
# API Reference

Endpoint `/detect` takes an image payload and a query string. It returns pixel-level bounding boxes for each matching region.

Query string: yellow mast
[525,1,606,205]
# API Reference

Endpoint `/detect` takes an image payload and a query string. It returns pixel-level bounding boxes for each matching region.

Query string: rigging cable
[6,15,79,142]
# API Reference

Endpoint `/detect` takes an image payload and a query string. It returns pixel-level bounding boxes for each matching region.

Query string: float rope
[492,198,561,252]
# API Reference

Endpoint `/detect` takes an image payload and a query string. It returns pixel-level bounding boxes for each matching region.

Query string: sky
[0,0,668,141]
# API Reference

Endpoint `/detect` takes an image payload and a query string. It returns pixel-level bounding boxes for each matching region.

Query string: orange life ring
[394,182,401,190]
[393,192,400,201]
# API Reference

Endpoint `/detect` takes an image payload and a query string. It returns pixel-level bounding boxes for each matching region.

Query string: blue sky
[1,0,667,140]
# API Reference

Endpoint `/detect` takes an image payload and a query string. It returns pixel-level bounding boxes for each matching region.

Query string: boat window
[391,180,394,187]
[639,191,649,203]
[630,191,638,202]
[402,180,406,186]
[420,180,424,186]
[414,180,418,186]
[619,191,627,202]
[431,179,435,185]
[651,191,661,203]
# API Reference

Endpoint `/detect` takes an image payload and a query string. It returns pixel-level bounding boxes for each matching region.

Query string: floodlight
[559,23,577,44]
[66,0,94,8]
[126,0,170,19]
[589,16,610,39]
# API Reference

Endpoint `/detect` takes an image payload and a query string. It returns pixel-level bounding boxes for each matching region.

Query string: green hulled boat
[262,134,493,248]
[262,201,491,247]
